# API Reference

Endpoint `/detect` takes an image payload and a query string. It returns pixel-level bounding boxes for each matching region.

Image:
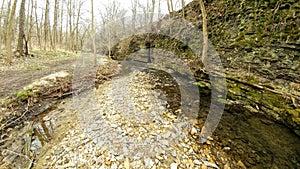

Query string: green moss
[32,50,75,58]
[246,75,257,83]
[15,88,42,101]
[217,98,228,104]
[16,91,29,101]
[33,89,42,95]
[194,82,206,88]
[26,87,33,92]
[33,66,46,70]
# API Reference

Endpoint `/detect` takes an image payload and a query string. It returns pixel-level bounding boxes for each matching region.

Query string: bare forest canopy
[0,0,192,64]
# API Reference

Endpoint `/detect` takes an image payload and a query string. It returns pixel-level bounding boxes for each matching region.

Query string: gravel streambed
[33,70,235,169]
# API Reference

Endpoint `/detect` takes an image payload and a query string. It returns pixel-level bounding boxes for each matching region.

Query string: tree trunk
[3,0,12,46]
[91,0,96,64]
[53,0,59,51]
[181,0,185,18]
[150,0,155,24]
[17,0,26,56]
[68,0,73,51]
[167,0,171,14]
[34,0,42,49]
[60,0,64,47]
[131,0,137,31]
[28,0,34,50]
[24,34,29,55]
[158,0,161,19]
[44,0,50,50]
[6,0,18,64]
[26,0,31,50]
[0,0,6,46]
[170,0,174,13]
[65,5,69,49]
[199,0,208,63]
[75,1,83,51]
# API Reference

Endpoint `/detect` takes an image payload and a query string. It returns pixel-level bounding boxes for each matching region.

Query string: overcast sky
[88,0,193,18]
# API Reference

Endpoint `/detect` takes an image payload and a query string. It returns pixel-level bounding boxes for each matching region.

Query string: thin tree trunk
[44,0,50,50]
[25,0,30,38]
[53,0,59,51]
[0,0,6,46]
[26,0,31,49]
[170,0,174,13]
[3,0,12,46]
[181,0,185,18]
[60,0,64,47]
[91,0,96,64]
[158,0,161,19]
[150,0,155,23]
[167,0,171,14]
[17,0,26,56]
[6,0,18,64]
[68,0,73,50]
[131,0,137,31]
[80,26,88,50]
[34,0,42,49]
[199,0,208,62]
[28,0,34,50]
[75,1,83,51]
[65,6,68,49]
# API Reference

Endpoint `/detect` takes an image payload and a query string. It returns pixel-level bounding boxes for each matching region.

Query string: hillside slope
[178,0,299,89]
[110,0,300,136]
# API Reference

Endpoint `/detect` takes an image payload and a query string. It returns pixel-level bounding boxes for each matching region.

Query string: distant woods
[1,0,87,64]
[0,0,192,64]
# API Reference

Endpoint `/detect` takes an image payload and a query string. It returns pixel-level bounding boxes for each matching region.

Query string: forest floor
[0,50,78,98]
[0,51,299,169]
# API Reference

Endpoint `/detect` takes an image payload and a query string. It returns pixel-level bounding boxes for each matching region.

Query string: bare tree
[199,0,208,62]
[170,0,174,13]
[99,0,126,57]
[68,0,75,50]
[75,0,84,51]
[52,0,59,50]
[137,0,155,25]
[26,0,34,50]
[65,1,69,48]
[131,0,137,31]
[181,0,185,18]
[59,0,64,46]
[158,0,161,19]
[6,0,18,64]
[17,0,26,56]
[150,0,155,23]
[91,0,96,64]
[34,0,42,49]
[0,0,6,45]
[44,0,50,50]
[3,0,12,46]
[79,25,89,50]
[167,0,174,14]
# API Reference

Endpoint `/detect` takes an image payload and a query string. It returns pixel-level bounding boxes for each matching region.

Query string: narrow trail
[0,58,77,98]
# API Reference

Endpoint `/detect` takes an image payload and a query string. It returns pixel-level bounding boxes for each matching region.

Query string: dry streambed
[33,71,234,169]
[0,68,236,168]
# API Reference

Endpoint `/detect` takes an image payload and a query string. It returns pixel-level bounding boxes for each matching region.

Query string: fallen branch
[2,149,35,169]
[0,109,29,131]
